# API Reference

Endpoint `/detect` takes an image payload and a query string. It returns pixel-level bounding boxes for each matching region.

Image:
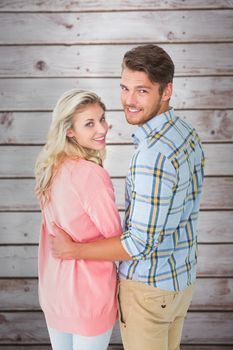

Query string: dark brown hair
[122,44,175,94]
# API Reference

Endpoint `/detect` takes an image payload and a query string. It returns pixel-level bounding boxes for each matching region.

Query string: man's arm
[49,224,131,261]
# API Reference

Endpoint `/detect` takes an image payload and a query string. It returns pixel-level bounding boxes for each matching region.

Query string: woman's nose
[96,122,108,133]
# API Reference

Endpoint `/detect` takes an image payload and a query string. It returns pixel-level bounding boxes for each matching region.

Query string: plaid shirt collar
[132,107,175,145]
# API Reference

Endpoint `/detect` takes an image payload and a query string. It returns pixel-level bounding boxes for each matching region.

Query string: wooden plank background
[0,1,233,349]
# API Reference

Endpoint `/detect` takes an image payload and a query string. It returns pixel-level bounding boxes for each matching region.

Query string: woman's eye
[85,122,94,127]
[101,116,106,122]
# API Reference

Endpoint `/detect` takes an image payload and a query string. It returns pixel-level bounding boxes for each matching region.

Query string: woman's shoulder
[64,158,111,186]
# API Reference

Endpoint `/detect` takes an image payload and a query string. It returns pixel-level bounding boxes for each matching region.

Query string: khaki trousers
[118,279,194,350]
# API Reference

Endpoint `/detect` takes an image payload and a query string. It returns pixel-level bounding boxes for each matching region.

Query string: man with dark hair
[50,44,205,350]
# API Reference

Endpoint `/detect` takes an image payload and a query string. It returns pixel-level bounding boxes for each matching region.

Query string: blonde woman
[35,89,122,350]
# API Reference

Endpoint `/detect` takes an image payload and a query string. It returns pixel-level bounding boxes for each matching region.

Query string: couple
[35,44,205,350]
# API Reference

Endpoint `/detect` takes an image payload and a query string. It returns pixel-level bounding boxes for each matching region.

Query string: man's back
[119,109,205,291]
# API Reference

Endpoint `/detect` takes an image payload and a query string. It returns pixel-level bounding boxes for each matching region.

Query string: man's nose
[125,92,137,106]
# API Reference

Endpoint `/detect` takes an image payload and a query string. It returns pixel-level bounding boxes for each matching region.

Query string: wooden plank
[1,211,232,245]
[0,179,38,211]
[0,177,233,211]
[0,246,38,277]
[197,211,233,243]
[190,278,233,311]
[0,279,40,310]
[0,212,41,244]
[0,347,51,350]
[0,11,233,44]
[107,144,233,177]
[0,347,52,350]
[1,278,232,311]
[1,110,233,144]
[1,347,232,350]
[0,347,232,350]
[0,244,232,278]
[0,312,232,344]
[200,177,233,210]
[1,44,233,77]
[0,144,232,177]
[1,77,233,111]
[197,245,233,277]
[0,0,232,11]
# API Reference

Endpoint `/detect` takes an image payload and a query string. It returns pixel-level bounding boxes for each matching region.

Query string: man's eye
[139,89,147,93]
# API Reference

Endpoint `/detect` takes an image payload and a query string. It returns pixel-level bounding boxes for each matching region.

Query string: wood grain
[0,0,232,11]
[1,211,232,245]
[1,110,233,144]
[0,44,232,77]
[0,312,232,344]
[0,245,232,278]
[0,177,232,211]
[0,2,232,349]
[0,144,232,177]
[0,11,233,44]
[1,278,232,311]
[1,77,232,111]
[0,346,232,350]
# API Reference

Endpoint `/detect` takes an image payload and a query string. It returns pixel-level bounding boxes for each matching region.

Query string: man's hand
[49,223,131,262]
[49,224,78,259]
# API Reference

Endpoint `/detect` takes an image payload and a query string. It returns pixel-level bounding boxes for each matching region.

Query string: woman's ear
[67,129,74,138]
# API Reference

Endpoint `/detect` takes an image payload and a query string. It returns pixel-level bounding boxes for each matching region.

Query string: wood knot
[0,112,13,127]
[0,314,7,324]
[35,60,46,71]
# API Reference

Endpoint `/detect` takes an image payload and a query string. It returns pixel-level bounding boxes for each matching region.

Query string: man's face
[120,68,172,125]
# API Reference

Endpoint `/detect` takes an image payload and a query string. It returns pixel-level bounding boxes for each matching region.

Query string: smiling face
[120,68,172,125]
[67,103,108,151]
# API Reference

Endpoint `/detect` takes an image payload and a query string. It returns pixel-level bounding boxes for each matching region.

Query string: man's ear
[162,82,173,102]
[67,129,74,138]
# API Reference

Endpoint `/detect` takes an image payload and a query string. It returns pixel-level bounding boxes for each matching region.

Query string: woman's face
[67,103,108,151]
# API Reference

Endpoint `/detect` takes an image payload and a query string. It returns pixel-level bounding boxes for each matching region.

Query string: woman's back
[38,158,122,336]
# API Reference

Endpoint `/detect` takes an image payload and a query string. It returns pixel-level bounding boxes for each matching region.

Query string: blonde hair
[35,89,106,205]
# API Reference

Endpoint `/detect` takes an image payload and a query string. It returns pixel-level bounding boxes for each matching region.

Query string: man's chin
[125,113,141,125]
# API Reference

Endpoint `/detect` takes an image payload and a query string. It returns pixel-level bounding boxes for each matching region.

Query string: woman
[35,89,122,350]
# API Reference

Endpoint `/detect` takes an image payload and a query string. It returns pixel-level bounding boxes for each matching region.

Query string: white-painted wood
[0,44,233,77]
[1,277,232,311]
[0,346,230,350]
[1,110,233,144]
[0,179,38,211]
[1,0,232,12]
[0,3,232,348]
[0,246,38,277]
[0,212,41,244]
[1,11,233,44]
[0,77,233,111]
[0,244,232,278]
[1,211,233,245]
[0,144,232,177]
[0,177,232,211]
[0,312,233,344]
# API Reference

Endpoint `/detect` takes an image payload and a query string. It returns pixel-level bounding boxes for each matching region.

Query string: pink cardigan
[38,158,122,336]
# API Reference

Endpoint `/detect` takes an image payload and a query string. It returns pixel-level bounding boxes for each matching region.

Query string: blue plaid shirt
[119,108,205,291]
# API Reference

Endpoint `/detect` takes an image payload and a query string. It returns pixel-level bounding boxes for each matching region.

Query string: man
[50,44,205,350]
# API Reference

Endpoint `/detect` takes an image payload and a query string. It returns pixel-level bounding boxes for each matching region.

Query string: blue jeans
[48,327,113,350]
